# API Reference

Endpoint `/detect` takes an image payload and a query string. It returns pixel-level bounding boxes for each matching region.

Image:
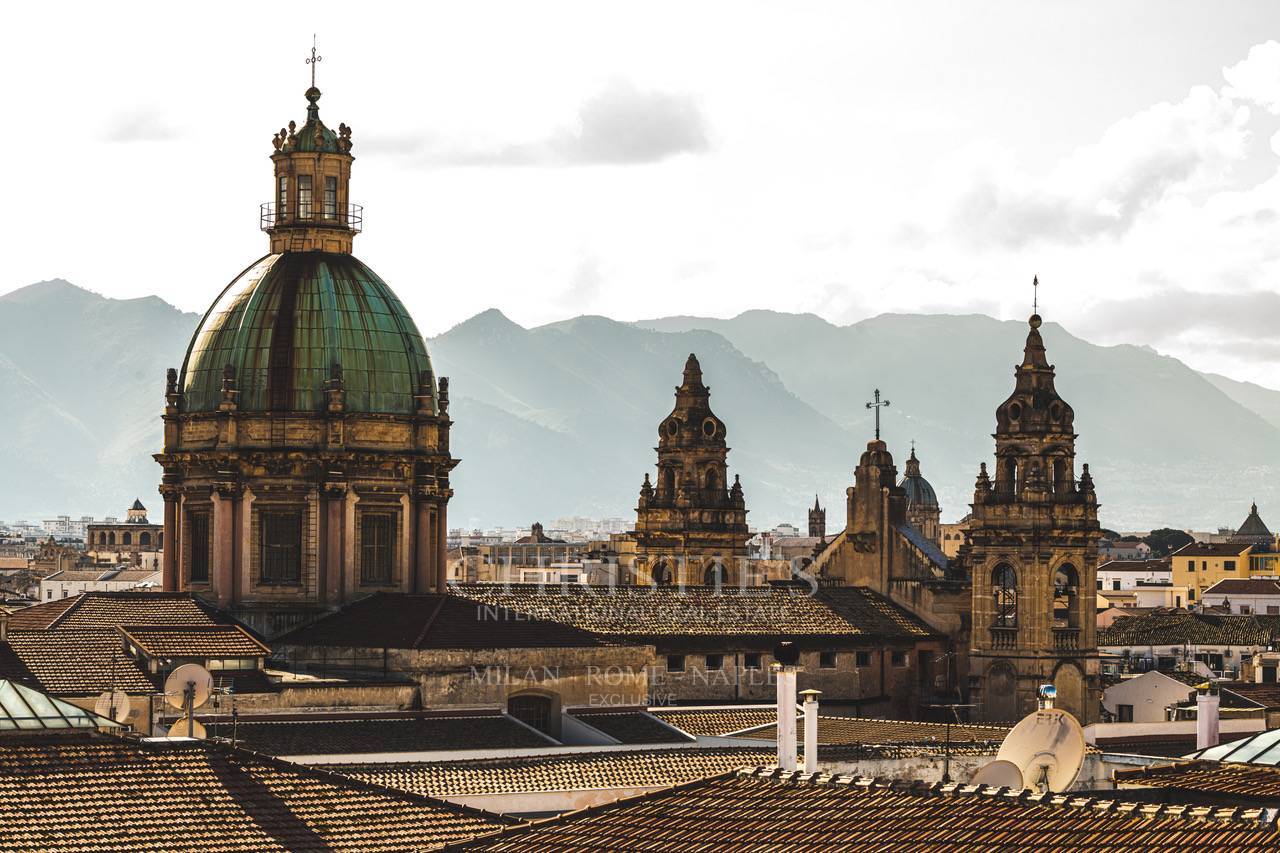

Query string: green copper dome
[180,252,435,414]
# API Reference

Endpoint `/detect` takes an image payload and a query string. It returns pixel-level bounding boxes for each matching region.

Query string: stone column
[414,496,433,593]
[323,482,346,608]
[160,489,179,591]
[211,486,238,608]
[434,501,447,593]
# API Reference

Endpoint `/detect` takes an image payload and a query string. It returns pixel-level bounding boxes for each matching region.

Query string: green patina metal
[180,252,435,415]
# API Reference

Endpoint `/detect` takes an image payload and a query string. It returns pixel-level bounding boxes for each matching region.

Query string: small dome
[180,252,435,415]
[1233,502,1273,544]
[899,448,940,511]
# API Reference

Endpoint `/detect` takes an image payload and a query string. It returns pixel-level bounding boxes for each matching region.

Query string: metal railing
[260,201,363,233]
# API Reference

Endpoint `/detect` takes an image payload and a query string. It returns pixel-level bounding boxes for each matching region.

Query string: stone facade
[86,500,162,564]
[155,85,457,638]
[628,355,750,586]
[808,496,826,539]
[964,314,1101,724]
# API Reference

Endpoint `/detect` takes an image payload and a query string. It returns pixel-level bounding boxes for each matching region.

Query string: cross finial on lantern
[307,35,323,88]
[1033,274,1039,315]
[865,388,890,441]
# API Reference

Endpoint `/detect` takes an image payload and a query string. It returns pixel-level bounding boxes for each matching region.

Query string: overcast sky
[4,2,1280,387]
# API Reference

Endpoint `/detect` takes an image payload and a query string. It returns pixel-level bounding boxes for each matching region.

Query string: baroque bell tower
[967,311,1100,723]
[631,354,750,585]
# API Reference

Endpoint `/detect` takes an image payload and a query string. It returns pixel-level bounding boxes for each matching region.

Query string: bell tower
[967,311,1100,723]
[631,354,750,585]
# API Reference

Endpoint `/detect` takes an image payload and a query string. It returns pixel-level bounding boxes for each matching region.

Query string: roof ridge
[413,594,449,649]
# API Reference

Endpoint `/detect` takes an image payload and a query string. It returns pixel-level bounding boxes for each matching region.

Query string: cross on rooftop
[1033,274,1039,314]
[307,35,323,87]
[866,388,890,441]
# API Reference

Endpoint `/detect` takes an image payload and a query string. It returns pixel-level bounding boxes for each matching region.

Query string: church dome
[899,448,940,511]
[179,252,436,414]
[1232,502,1274,544]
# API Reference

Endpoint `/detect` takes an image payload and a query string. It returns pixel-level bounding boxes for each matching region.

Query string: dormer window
[298,175,313,219]
[324,176,338,221]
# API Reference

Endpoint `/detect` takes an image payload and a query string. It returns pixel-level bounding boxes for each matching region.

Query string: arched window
[705,468,719,494]
[122,532,132,545]
[992,564,1017,627]
[1054,564,1079,628]
[1052,458,1068,492]
[652,561,672,587]
[140,532,151,547]
[663,467,676,496]
[107,532,115,545]
[703,560,727,587]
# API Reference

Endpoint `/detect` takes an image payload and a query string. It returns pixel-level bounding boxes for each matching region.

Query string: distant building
[40,516,95,541]
[1171,542,1254,604]
[807,495,825,538]
[898,447,941,547]
[1097,559,1171,592]
[1231,502,1276,548]
[1103,669,1206,723]
[939,514,971,559]
[38,567,160,601]
[1098,538,1151,563]
[86,499,162,568]
[1201,578,1280,616]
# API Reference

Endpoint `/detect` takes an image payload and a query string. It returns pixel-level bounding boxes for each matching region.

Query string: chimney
[0,611,8,642]
[772,641,801,771]
[1197,683,1220,751]
[800,689,821,773]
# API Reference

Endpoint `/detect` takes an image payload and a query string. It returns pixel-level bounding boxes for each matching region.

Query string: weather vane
[307,35,323,88]
[866,389,890,441]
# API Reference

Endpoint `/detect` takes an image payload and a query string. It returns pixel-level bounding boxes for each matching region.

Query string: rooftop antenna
[307,34,323,88]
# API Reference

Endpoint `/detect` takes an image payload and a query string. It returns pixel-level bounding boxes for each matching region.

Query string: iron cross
[307,36,323,87]
[1033,274,1039,314]
[866,388,890,440]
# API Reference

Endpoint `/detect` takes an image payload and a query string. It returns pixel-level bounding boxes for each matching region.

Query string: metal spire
[307,35,323,88]
[865,388,890,441]
[1033,274,1039,315]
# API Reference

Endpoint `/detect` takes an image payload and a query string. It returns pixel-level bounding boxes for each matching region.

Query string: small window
[744,653,762,669]
[705,654,724,670]
[277,175,287,219]
[1117,704,1134,722]
[323,175,337,220]
[260,510,302,584]
[891,651,907,667]
[1189,589,1196,601]
[666,655,685,673]
[189,512,210,583]
[1240,605,1252,615]
[819,651,837,669]
[856,651,871,667]
[1112,580,1121,591]
[1268,606,1279,615]
[297,174,313,219]
[359,513,395,584]
[1224,560,1236,571]
[1188,560,1195,571]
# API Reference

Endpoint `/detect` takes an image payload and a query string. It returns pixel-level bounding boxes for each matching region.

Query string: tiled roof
[118,624,270,658]
[1099,612,1277,647]
[452,584,938,641]
[1173,542,1252,558]
[5,630,155,695]
[1099,559,1170,573]
[346,747,776,798]
[1116,760,1280,802]
[737,716,1011,746]
[1221,682,1280,709]
[8,592,225,631]
[568,710,693,744]
[453,767,1280,850]
[0,732,512,851]
[276,593,613,650]
[894,524,948,571]
[651,707,797,737]
[211,712,554,756]
[1203,578,1280,597]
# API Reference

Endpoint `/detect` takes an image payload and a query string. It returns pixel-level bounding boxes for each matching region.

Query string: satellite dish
[164,663,213,710]
[93,690,130,722]
[166,714,206,740]
[996,707,1086,793]
[969,758,1024,789]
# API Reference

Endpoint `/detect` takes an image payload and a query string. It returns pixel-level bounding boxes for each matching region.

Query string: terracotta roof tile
[8,592,226,632]
[0,731,512,851]
[1116,760,1280,803]
[452,767,1280,850]
[118,624,271,658]
[344,746,776,798]
[1203,578,1280,597]
[568,710,693,744]
[5,630,155,695]
[737,716,1011,746]
[1173,542,1253,558]
[1099,612,1277,647]
[652,707,796,737]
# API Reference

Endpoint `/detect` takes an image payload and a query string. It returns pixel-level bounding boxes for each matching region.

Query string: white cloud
[1224,40,1280,113]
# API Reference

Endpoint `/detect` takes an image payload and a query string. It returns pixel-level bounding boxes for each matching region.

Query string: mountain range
[1,279,1277,531]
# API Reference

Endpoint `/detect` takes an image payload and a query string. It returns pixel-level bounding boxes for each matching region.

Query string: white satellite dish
[93,690,130,722]
[969,758,1024,789]
[166,715,206,740]
[995,706,1086,793]
[163,663,213,711]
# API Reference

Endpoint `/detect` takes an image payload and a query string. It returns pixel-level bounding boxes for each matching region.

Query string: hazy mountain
[0,281,198,522]
[1,281,1276,531]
